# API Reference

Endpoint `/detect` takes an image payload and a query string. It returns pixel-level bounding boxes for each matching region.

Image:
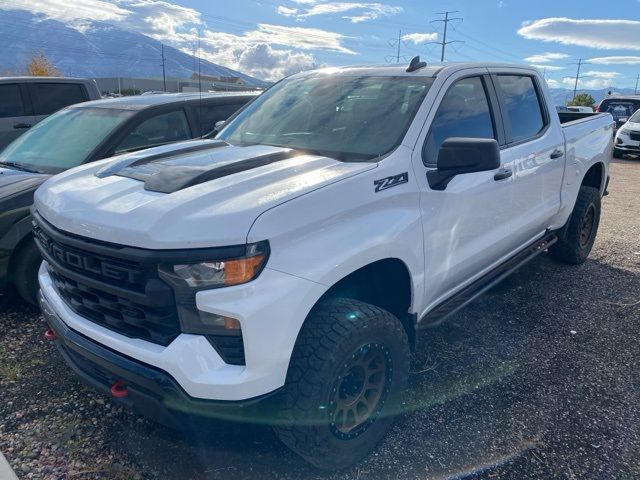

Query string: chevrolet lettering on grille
[34,226,142,285]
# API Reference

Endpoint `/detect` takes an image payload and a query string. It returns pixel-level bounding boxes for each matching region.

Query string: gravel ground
[1,157,639,480]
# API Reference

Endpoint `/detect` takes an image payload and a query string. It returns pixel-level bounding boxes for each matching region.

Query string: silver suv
[0,77,101,150]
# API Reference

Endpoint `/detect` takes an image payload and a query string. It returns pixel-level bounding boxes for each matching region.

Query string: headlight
[159,241,269,289]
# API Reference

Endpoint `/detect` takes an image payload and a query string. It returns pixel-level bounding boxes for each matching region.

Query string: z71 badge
[374,172,409,192]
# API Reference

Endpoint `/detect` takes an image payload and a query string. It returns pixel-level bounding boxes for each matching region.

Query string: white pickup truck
[34,60,613,469]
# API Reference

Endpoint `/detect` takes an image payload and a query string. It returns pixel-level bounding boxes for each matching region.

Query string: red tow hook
[44,329,57,341]
[110,380,129,398]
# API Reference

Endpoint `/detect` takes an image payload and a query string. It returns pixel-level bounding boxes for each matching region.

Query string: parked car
[0,77,101,151]
[614,108,640,158]
[34,61,612,469]
[596,95,640,129]
[0,91,257,303]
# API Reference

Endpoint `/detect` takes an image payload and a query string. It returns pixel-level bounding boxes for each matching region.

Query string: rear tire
[613,148,623,159]
[549,185,601,265]
[274,298,410,470]
[12,240,42,305]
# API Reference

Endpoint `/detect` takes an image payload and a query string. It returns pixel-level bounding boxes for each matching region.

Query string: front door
[412,73,518,311]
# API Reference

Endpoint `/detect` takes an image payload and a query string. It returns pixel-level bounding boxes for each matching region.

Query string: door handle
[494,168,513,181]
[13,123,32,129]
[550,149,564,159]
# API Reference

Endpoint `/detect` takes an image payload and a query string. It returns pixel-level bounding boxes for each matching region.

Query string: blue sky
[4,0,640,88]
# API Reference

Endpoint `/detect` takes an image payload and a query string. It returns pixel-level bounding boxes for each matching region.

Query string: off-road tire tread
[274,298,409,470]
[550,185,601,265]
[12,240,41,305]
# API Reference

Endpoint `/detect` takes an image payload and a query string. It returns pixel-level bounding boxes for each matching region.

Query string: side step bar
[418,233,557,328]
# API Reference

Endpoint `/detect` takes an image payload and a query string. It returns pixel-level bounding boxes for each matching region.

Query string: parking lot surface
[1,158,639,480]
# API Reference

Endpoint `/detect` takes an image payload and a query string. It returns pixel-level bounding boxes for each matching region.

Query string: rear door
[489,69,565,246]
[29,82,89,124]
[0,83,36,150]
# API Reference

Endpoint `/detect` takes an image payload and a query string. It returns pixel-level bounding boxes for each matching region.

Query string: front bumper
[39,290,282,428]
[38,260,325,401]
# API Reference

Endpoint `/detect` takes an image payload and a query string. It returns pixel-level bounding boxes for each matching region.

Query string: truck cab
[34,61,613,469]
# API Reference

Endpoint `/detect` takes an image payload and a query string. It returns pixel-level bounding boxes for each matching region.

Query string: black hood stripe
[96,141,228,179]
[141,149,301,193]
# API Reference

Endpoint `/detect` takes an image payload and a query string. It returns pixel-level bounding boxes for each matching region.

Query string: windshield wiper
[0,161,42,174]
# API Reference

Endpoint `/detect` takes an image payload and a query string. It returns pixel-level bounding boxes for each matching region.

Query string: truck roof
[307,62,539,78]
[0,76,95,83]
[70,91,261,110]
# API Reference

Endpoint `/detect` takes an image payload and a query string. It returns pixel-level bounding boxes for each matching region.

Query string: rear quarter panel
[550,113,613,230]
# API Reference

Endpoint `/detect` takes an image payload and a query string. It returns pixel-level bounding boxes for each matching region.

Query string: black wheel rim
[328,343,393,440]
[579,204,596,247]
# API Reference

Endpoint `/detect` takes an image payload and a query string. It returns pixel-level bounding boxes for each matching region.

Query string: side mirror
[214,120,226,131]
[427,137,501,190]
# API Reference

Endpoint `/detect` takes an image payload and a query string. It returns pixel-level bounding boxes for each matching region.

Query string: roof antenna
[406,56,427,73]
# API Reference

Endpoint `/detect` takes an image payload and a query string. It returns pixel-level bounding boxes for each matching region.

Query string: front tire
[550,185,601,265]
[613,148,623,159]
[274,298,410,470]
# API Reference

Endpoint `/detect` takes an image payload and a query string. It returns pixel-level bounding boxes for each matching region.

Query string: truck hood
[34,141,376,248]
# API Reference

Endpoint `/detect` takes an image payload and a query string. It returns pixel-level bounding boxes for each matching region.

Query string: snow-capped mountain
[0,10,266,87]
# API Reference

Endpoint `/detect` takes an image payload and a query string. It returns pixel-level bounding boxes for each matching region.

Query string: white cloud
[518,18,640,50]
[401,32,437,44]
[560,70,620,89]
[2,0,130,22]
[276,2,402,23]
[276,6,298,16]
[497,1,507,7]
[236,44,318,79]
[530,64,565,71]
[545,78,560,88]
[1,0,354,80]
[589,56,640,65]
[523,52,569,63]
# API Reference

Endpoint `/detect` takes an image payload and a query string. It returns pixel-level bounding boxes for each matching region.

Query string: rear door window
[600,101,640,121]
[115,109,191,154]
[30,83,87,115]
[495,75,546,143]
[0,84,26,118]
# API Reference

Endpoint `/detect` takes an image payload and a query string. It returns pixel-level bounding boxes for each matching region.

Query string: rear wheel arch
[581,162,604,192]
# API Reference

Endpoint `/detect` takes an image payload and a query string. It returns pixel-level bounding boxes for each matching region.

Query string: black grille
[207,335,245,366]
[630,132,640,141]
[33,220,181,346]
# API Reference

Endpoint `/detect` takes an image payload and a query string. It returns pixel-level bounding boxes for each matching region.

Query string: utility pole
[635,74,639,95]
[385,29,408,63]
[570,58,589,100]
[161,44,167,92]
[429,11,463,62]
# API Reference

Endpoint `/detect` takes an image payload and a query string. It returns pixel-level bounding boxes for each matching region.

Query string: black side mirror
[427,137,501,190]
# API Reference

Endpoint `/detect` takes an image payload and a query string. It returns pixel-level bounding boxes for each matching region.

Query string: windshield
[0,107,135,174]
[217,74,434,161]
[629,109,640,123]
[600,100,640,120]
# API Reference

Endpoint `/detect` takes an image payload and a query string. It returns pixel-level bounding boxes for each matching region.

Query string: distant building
[96,75,260,95]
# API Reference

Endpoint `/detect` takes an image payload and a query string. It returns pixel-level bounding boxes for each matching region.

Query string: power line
[385,29,409,63]
[429,11,463,62]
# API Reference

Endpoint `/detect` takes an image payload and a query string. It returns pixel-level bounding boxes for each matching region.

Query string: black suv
[597,95,640,130]
[0,92,257,303]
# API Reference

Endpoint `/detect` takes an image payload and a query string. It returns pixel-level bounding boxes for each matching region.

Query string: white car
[614,108,640,158]
[34,60,613,469]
